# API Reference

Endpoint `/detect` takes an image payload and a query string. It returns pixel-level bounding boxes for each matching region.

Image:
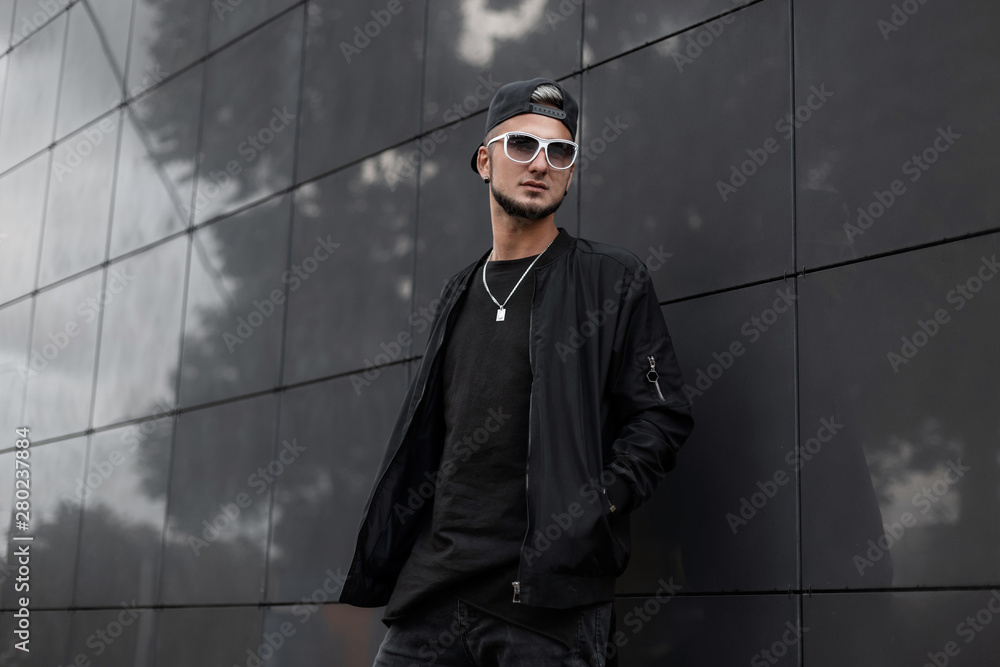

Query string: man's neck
[489,219,559,261]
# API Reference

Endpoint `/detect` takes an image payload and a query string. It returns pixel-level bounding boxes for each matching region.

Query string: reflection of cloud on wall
[456,0,547,67]
[865,417,967,526]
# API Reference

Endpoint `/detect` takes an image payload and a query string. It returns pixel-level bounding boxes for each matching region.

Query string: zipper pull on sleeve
[512,581,521,603]
[647,355,665,401]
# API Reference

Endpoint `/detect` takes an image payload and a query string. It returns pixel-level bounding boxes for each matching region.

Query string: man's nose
[528,147,549,173]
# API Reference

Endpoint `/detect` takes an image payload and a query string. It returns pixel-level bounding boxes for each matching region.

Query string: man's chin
[492,185,565,222]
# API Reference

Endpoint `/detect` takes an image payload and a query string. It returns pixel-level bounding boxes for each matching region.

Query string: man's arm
[603,261,694,515]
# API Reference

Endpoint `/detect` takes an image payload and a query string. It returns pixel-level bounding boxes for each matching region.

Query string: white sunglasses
[485,131,579,169]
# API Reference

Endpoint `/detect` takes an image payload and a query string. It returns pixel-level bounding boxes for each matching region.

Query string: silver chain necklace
[482,235,556,322]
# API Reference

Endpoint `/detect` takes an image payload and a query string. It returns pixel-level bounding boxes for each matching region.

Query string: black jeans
[372,594,613,667]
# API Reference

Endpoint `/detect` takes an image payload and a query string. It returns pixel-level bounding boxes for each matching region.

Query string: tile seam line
[3,219,1000,455]
[406,0,431,384]
[0,0,73,56]
[576,0,769,73]
[5,193,996,315]
[0,218,997,455]
[787,1,804,662]
[8,583,1000,613]
[261,0,311,610]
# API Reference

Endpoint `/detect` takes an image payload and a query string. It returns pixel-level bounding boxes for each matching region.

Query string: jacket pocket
[547,497,624,577]
[599,485,629,575]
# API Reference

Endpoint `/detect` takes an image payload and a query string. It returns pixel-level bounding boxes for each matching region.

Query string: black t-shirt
[381,250,590,649]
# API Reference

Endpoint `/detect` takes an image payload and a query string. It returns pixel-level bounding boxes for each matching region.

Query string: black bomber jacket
[339,226,694,609]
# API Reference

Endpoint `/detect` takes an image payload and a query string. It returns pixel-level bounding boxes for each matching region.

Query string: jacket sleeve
[603,261,694,515]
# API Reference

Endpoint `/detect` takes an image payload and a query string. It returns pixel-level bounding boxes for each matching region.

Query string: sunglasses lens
[546,141,576,168]
[506,134,540,162]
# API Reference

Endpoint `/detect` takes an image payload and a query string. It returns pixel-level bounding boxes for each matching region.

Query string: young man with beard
[340,77,694,666]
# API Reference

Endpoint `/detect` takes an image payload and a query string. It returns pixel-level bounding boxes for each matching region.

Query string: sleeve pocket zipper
[646,355,665,401]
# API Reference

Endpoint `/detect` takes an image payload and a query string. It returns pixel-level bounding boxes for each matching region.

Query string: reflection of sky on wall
[112,78,198,258]
[86,427,169,531]
[92,236,187,427]
[0,302,32,443]
[0,154,48,303]
[0,452,12,565]
[456,0,546,66]
[17,433,87,548]
[0,12,64,172]
[23,271,103,442]
[867,419,966,527]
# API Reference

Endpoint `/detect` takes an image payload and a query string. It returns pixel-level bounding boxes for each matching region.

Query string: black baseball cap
[469,77,579,173]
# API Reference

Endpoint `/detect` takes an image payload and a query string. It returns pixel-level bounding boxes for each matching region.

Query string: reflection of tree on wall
[835,261,998,588]
[4,16,390,663]
[1,499,82,607]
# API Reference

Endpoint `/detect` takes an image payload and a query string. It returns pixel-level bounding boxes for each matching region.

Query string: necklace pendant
[496,307,506,322]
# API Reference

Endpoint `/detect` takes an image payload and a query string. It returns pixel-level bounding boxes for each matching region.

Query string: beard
[489,177,568,225]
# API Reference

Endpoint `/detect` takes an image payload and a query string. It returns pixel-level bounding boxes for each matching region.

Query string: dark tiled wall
[0,0,997,665]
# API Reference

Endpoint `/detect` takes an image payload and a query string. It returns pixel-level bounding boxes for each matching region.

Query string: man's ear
[564,164,575,193]
[476,145,490,180]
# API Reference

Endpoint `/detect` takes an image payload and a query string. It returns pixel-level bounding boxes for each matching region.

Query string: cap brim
[470,144,482,173]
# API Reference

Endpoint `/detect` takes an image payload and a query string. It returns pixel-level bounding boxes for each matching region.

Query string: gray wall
[0,0,998,665]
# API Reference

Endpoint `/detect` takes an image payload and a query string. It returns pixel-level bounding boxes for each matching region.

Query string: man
[339,77,694,666]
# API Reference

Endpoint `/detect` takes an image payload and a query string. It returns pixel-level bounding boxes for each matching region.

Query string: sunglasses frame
[485,131,579,170]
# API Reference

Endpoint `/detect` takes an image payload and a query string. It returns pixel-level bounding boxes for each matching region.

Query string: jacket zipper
[513,275,537,604]
[647,355,665,401]
[358,277,466,565]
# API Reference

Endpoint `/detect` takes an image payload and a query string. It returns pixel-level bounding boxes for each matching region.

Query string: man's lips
[521,181,548,191]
